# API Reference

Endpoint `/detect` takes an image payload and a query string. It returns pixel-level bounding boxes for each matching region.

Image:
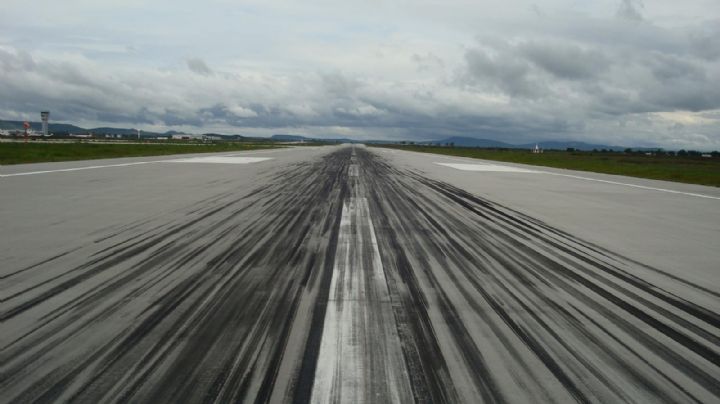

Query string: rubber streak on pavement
[1,146,719,403]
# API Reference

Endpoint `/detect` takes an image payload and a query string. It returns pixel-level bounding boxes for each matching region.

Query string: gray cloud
[186,58,213,76]
[0,48,36,72]
[1,1,720,150]
[412,53,445,72]
[463,47,540,97]
[520,42,609,80]
[616,0,644,22]
[459,33,720,124]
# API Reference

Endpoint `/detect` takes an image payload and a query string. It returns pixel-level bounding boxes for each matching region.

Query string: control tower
[40,111,50,137]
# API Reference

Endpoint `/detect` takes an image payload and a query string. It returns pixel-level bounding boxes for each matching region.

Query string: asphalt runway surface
[2,145,719,403]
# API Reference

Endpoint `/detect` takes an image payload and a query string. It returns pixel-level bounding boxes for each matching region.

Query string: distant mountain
[422,136,516,148]
[321,138,358,143]
[271,134,307,141]
[413,137,651,151]
[1,119,666,150]
[0,120,86,133]
[0,120,167,137]
[199,133,248,140]
[90,127,138,135]
[271,134,358,143]
[517,141,627,151]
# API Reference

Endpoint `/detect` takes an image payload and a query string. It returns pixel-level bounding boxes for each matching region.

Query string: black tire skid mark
[359,148,720,402]
[3,149,350,403]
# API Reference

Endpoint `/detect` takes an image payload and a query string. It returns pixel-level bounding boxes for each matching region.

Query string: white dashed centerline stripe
[311,198,412,403]
[311,153,413,404]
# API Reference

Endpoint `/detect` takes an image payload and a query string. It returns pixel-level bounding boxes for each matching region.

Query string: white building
[171,133,204,140]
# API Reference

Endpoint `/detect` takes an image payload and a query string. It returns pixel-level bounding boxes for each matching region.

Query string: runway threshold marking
[435,161,720,200]
[543,172,720,200]
[0,161,157,177]
[0,156,274,177]
[163,156,272,164]
[436,162,538,173]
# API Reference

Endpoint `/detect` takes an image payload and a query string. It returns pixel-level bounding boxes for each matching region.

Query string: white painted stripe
[348,165,359,177]
[311,201,351,404]
[164,156,272,164]
[436,162,538,173]
[361,197,393,304]
[543,172,720,200]
[0,155,275,177]
[434,160,719,200]
[0,161,156,177]
[311,197,412,403]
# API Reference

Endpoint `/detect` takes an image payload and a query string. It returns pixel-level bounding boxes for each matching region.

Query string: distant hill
[0,120,86,133]
[271,134,358,143]
[1,119,665,150]
[200,133,247,141]
[0,119,164,137]
[99,127,170,137]
[422,136,516,148]
[271,134,307,142]
[517,141,627,151]
[0,120,190,138]
[405,136,655,151]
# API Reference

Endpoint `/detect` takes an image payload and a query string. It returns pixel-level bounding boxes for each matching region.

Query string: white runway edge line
[311,197,412,404]
[0,156,274,177]
[0,161,157,177]
[164,156,272,164]
[436,162,539,173]
[435,161,720,200]
[544,172,720,200]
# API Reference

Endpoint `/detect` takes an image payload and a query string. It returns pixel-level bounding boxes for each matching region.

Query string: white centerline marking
[348,164,359,177]
[311,197,412,403]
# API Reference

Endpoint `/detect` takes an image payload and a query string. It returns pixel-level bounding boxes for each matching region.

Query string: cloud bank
[1,0,719,148]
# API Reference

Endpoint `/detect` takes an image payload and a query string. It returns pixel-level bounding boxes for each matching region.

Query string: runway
[2,145,719,403]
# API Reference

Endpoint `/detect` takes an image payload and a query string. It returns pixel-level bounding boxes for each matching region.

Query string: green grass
[371,145,720,187]
[0,141,282,165]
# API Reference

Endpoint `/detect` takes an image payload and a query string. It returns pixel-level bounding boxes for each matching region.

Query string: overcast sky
[1,0,719,148]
